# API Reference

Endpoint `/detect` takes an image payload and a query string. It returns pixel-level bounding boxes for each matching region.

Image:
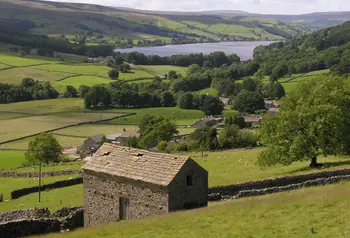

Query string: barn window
[186,175,193,186]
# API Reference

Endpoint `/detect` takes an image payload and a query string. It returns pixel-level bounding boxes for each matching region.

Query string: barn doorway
[119,197,130,220]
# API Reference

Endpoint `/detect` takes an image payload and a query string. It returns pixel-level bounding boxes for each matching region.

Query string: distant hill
[1,0,350,49]
[0,0,311,48]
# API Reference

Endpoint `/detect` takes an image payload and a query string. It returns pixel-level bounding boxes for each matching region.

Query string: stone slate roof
[88,134,105,143]
[119,131,140,138]
[83,143,189,187]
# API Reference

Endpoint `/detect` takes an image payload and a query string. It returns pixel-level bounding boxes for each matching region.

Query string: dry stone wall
[0,207,83,238]
[0,170,82,178]
[208,168,350,201]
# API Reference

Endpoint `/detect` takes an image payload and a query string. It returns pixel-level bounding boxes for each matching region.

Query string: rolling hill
[0,0,314,48]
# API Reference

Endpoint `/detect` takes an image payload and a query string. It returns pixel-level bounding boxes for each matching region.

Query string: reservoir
[115,41,275,60]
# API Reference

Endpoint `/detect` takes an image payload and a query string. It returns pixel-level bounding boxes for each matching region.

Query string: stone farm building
[83,134,105,154]
[83,144,208,227]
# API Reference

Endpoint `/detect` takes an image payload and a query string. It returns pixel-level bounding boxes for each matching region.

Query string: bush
[237,130,258,148]
[176,141,189,151]
[157,141,168,152]
[108,69,119,79]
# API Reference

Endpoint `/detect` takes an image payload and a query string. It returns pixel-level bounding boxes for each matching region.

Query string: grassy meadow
[0,184,83,212]
[0,54,54,67]
[108,107,205,125]
[0,151,26,170]
[54,124,138,137]
[41,181,350,238]
[138,65,188,76]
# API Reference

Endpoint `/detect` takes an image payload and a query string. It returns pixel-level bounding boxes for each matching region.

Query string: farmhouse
[83,144,208,227]
[83,134,105,155]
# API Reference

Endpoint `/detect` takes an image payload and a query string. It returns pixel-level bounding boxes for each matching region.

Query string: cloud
[42,0,350,14]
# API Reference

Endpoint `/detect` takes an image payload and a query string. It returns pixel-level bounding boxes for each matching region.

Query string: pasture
[0,63,9,70]
[0,67,74,84]
[188,148,350,186]
[33,64,111,78]
[0,184,83,212]
[108,107,204,125]
[0,55,53,67]
[43,181,350,238]
[0,98,84,114]
[0,151,26,170]
[52,75,113,90]
[138,65,188,76]
[0,112,123,143]
[196,87,218,96]
[54,124,138,137]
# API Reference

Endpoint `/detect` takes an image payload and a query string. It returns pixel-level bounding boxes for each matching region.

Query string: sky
[42,0,350,15]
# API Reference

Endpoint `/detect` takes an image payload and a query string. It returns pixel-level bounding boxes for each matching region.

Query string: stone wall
[0,170,82,178]
[83,171,169,227]
[208,168,350,201]
[0,208,50,223]
[0,207,83,238]
[11,178,83,199]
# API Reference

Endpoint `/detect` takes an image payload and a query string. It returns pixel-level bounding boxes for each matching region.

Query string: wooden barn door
[119,197,130,220]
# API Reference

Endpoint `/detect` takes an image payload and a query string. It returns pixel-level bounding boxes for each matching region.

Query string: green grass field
[0,112,28,120]
[43,181,350,238]
[107,107,204,125]
[7,161,82,173]
[0,184,83,212]
[0,63,9,69]
[54,124,138,137]
[196,88,218,96]
[33,64,111,78]
[52,75,113,90]
[0,67,74,85]
[0,112,123,143]
[187,148,350,186]
[138,65,188,76]
[0,55,53,67]
[0,98,84,114]
[0,151,26,170]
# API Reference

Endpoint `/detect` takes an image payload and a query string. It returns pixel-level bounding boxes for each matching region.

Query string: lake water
[115,41,275,60]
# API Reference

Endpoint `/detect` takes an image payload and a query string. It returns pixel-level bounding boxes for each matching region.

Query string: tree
[78,85,90,98]
[25,133,61,165]
[168,70,178,79]
[177,92,194,109]
[200,96,224,115]
[211,51,228,67]
[187,64,202,75]
[63,85,78,98]
[21,77,35,88]
[108,69,119,79]
[258,76,350,168]
[232,90,265,113]
[160,91,175,107]
[207,127,219,151]
[138,115,178,149]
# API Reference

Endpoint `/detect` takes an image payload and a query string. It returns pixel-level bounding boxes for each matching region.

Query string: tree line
[0,78,58,104]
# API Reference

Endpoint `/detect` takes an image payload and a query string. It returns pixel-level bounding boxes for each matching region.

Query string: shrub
[176,141,189,151]
[157,141,168,152]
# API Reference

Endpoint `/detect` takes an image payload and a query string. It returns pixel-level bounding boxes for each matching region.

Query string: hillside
[40,181,350,238]
[0,0,309,49]
[252,21,350,79]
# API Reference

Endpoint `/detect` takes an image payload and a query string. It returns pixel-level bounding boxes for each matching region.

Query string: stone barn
[82,144,208,227]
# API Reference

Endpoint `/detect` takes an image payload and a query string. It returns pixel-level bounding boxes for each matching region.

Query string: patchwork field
[0,63,9,70]
[0,67,74,84]
[0,112,123,143]
[54,124,138,137]
[196,87,218,96]
[42,182,350,238]
[52,75,113,92]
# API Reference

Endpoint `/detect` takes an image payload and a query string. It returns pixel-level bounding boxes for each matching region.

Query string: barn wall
[83,171,169,227]
[168,159,208,211]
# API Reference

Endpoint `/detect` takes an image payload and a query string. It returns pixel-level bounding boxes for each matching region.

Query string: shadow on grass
[285,160,350,175]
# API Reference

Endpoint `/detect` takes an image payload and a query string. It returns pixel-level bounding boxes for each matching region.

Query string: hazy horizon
[39,0,350,15]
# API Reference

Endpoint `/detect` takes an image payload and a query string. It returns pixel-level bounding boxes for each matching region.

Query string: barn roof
[82,143,190,187]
